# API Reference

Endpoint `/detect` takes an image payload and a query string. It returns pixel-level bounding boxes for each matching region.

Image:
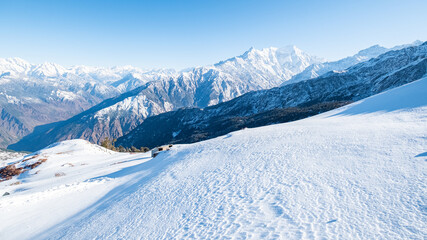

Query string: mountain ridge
[115,42,427,149]
[283,40,423,85]
[8,46,324,151]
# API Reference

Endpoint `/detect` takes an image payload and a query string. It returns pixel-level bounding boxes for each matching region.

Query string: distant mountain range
[0,58,175,147]
[8,45,324,151]
[114,42,427,149]
[4,41,425,151]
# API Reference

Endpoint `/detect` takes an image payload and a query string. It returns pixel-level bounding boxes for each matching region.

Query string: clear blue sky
[1,0,426,70]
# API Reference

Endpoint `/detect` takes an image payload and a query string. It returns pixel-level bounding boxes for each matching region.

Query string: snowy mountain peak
[410,40,423,46]
[223,45,323,73]
[355,45,388,58]
[282,41,426,86]
[0,57,32,76]
[237,46,267,60]
[31,62,68,77]
[232,45,319,63]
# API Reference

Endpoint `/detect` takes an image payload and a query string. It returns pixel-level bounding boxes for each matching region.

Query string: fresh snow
[1,77,426,239]
[0,140,152,240]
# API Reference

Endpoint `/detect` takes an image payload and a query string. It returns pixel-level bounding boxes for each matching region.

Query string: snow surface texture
[1,78,427,239]
[0,140,152,240]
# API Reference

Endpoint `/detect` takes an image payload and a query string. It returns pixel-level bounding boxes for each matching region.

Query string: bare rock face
[0,108,30,147]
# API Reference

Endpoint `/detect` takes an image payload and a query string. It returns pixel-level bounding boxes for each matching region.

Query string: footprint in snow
[326,219,338,224]
[415,152,427,158]
[271,205,284,217]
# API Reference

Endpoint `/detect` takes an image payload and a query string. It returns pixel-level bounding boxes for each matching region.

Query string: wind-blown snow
[1,78,426,239]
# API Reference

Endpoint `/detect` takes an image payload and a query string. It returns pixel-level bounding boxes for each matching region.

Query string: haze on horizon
[1,0,426,70]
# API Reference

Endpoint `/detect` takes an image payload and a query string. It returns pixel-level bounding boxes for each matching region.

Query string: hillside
[0,76,426,239]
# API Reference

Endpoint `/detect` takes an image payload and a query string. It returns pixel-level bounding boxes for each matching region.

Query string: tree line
[100,138,149,153]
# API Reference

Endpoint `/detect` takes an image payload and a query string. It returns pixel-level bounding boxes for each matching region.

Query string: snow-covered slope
[1,76,426,239]
[9,46,323,151]
[0,139,152,240]
[283,40,423,85]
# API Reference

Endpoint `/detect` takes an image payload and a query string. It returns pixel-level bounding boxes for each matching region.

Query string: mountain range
[7,46,324,151]
[3,41,424,151]
[283,40,423,85]
[0,58,175,147]
[115,42,427,149]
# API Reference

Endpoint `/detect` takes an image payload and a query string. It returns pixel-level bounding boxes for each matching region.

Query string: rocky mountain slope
[9,46,323,151]
[283,40,423,85]
[116,42,427,149]
[0,58,175,147]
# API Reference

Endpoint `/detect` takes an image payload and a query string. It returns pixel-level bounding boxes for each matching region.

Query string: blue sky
[1,0,426,69]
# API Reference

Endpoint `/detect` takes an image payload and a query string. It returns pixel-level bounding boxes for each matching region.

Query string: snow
[0,140,152,240]
[335,76,427,115]
[1,93,21,104]
[217,45,324,85]
[1,78,426,239]
[0,150,25,166]
[54,90,80,101]
[94,95,156,118]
